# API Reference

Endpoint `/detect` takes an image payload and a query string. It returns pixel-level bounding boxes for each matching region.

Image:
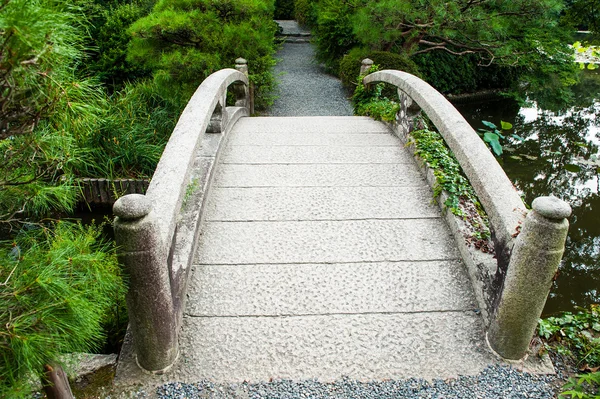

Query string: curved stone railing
[112,60,251,373]
[362,62,571,361]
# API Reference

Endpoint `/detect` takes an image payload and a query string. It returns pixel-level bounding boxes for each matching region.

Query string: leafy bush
[85,0,153,90]
[312,0,362,73]
[538,305,600,368]
[274,0,294,19]
[78,80,181,178]
[339,48,421,88]
[295,0,317,26]
[127,0,278,110]
[0,222,125,398]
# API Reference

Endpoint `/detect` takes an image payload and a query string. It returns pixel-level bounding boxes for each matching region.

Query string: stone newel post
[235,57,254,114]
[360,58,374,75]
[488,196,571,360]
[113,194,178,373]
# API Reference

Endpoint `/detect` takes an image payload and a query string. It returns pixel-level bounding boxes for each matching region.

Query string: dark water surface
[456,70,600,315]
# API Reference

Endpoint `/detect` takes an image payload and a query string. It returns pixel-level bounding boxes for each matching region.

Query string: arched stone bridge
[112,59,571,386]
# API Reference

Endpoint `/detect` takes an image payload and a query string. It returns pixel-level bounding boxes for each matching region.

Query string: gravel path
[267,25,353,116]
[149,365,556,399]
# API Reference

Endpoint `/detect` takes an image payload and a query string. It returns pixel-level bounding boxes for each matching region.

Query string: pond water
[456,70,600,315]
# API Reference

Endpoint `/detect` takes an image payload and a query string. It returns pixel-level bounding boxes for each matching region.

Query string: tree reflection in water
[456,70,600,315]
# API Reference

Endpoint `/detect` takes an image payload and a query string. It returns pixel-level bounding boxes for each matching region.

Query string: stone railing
[112,59,252,374]
[362,60,571,361]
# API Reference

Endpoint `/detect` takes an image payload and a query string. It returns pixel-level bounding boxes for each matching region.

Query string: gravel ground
[145,365,557,399]
[267,41,353,116]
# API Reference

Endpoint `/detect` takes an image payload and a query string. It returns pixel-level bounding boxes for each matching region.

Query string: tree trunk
[42,363,74,399]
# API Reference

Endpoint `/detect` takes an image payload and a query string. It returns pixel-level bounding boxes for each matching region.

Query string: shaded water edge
[456,70,600,315]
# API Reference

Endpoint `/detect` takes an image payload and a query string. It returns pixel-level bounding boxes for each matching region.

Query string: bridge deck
[165,115,495,382]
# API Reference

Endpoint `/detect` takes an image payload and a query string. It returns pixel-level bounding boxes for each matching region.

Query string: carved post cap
[113,194,152,221]
[360,58,374,75]
[235,57,248,66]
[532,196,571,220]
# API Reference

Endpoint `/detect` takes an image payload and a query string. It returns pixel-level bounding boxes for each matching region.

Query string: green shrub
[78,80,182,178]
[0,222,125,398]
[295,0,317,26]
[339,48,421,89]
[127,0,277,110]
[312,0,362,73]
[274,0,295,19]
[86,0,153,90]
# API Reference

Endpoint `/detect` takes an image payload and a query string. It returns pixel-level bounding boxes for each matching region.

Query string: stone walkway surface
[116,117,495,387]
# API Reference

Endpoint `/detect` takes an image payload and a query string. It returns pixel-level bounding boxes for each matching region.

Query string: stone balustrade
[112,60,251,373]
[362,60,571,361]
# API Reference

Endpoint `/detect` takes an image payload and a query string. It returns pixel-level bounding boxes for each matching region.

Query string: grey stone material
[173,312,492,383]
[205,186,440,221]
[113,194,151,220]
[488,197,571,360]
[222,144,414,164]
[233,116,391,134]
[146,69,248,250]
[215,163,425,188]
[113,208,178,373]
[360,58,374,75]
[363,70,527,268]
[186,260,476,316]
[230,131,399,146]
[114,69,250,376]
[197,219,460,265]
[532,196,572,219]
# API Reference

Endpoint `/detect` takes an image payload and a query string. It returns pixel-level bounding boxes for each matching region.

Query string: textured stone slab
[186,260,476,316]
[214,164,425,187]
[233,116,391,134]
[205,186,439,221]
[230,132,399,146]
[222,145,414,164]
[174,312,492,382]
[196,219,459,265]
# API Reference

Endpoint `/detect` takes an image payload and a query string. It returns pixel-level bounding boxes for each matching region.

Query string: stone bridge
[112,59,571,386]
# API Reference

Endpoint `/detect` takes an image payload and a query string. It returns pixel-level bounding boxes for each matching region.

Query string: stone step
[186,260,476,317]
[196,219,460,265]
[214,164,425,187]
[175,312,491,382]
[205,186,439,221]
[221,144,414,164]
[232,116,390,134]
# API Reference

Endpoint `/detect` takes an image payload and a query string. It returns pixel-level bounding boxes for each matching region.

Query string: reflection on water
[456,70,600,315]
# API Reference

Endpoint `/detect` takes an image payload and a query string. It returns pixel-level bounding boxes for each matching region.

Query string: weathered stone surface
[232,116,390,134]
[205,186,439,221]
[214,164,425,187]
[364,70,527,267]
[222,145,414,164]
[113,194,151,220]
[532,196,572,220]
[230,131,399,146]
[196,219,460,265]
[186,260,476,316]
[488,198,570,360]
[174,312,492,382]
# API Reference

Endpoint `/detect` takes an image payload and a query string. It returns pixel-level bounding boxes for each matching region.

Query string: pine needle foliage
[0,221,125,398]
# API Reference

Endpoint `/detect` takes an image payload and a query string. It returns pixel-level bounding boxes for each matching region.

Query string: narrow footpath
[267,21,353,116]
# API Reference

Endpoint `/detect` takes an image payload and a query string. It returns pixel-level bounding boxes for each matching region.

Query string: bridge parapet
[363,63,571,361]
[113,62,251,373]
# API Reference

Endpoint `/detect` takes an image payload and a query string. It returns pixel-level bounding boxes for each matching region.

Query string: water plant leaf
[511,134,525,142]
[564,164,582,172]
[587,63,598,70]
[500,121,513,130]
[482,120,497,129]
